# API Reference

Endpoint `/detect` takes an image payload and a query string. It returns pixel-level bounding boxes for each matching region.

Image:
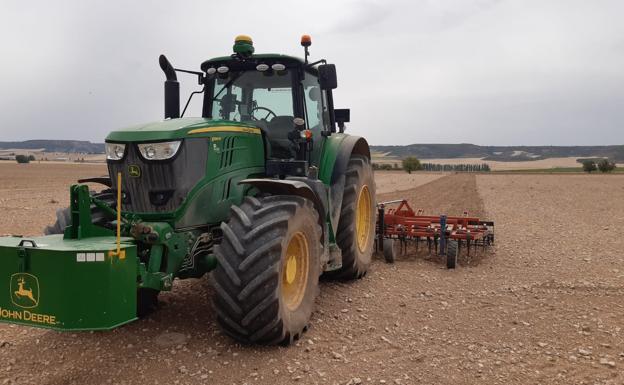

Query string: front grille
[107,138,208,213]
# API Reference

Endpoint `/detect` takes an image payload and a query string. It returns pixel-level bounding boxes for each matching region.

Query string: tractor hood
[106,118,260,142]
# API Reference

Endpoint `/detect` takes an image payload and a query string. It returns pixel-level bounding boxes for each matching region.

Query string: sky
[1,0,622,146]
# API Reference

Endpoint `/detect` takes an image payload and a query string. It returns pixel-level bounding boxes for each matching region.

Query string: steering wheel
[251,106,277,121]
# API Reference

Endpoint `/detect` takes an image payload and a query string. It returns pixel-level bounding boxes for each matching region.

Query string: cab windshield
[207,69,295,124]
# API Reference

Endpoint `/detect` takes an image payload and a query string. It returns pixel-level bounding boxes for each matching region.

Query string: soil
[373,171,446,195]
[1,163,623,385]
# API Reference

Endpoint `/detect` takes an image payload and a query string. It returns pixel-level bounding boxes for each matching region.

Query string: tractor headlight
[106,143,126,160]
[137,141,181,160]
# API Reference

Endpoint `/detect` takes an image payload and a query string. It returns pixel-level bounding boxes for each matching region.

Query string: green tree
[402,156,422,174]
[582,160,597,173]
[15,155,30,164]
[597,159,616,173]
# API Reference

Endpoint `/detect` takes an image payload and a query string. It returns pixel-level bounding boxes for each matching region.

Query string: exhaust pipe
[159,55,180,119]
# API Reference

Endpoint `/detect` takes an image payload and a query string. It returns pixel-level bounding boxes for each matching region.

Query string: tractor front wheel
[213,195,321,345]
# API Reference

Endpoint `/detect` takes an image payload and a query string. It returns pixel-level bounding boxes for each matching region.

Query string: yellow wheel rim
[281,232,310,311]
[356,185,372,253]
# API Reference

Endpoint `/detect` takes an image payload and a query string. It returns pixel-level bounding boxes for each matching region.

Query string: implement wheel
[446,240,459,269]
[383,238,397,263]
[213,195,321,345]
[326,155,376,280]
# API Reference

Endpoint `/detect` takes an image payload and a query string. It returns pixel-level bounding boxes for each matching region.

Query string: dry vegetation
[1,164,623,385]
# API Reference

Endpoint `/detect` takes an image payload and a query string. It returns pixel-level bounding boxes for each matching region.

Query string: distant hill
[0,140,104,154]
[371,144,624,162]
[2,140,623,162]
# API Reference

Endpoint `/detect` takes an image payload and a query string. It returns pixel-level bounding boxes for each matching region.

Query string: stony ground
[1,164,623,385]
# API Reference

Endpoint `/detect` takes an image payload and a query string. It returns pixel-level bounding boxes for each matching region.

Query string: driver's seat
[266,115,296,159]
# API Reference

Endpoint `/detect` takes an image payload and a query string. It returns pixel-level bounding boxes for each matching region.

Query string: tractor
[0,35,376,345]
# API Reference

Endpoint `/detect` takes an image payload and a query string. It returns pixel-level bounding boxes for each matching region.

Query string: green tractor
[0,35,375,345]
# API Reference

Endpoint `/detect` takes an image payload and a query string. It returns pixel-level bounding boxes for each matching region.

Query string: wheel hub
[356,185,372,253]
[281,232,310,311]
[285,255,297,284]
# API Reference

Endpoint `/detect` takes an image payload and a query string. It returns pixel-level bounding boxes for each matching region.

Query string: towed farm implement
[376,199,494,268]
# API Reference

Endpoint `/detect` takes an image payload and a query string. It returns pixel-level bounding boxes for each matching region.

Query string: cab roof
[200,53,306,72]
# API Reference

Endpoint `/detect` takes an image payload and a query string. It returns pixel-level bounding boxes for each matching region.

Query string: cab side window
[302,73,327,136]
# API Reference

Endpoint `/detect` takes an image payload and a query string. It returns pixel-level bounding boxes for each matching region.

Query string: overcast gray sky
[1,0,622,145]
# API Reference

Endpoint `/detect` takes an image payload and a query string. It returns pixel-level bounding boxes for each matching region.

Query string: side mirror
[334,108,350,133]
[318,64,337,90]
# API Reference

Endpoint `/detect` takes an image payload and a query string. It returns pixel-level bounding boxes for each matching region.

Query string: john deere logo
[10,273,39,309]
[128,164,141,177]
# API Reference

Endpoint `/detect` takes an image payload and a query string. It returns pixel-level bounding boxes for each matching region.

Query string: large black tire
[327,155,376,279]
[43,189,116,235]
[43,207,72,235]
[213,195,322,345]
[446,240,459,269]
[383,238,397,263]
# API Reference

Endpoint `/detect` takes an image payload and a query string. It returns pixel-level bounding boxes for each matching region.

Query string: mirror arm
[306,59,327,69]
[174,67,206,85]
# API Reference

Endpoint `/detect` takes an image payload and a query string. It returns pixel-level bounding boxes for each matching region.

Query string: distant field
[372,152,623,171]
[494,167,624,174]
[0,151,106,163]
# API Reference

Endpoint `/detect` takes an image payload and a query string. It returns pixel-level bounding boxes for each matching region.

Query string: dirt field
[1,164,623,385]
[0,163,108,236]
[374,171,447,194]
[372,156,624,171]
[410,157,588,171]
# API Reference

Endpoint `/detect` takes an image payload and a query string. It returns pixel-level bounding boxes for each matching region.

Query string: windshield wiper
[213,71,243,101]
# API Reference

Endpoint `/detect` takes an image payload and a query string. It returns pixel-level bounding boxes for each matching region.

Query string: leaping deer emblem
[14,277,36,304]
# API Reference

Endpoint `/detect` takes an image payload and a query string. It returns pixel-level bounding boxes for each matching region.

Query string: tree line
[420,162,491,172]
[373,157,491,173]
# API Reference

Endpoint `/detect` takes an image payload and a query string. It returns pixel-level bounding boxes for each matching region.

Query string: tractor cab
[160,35,346,168]
[201,55,328,160]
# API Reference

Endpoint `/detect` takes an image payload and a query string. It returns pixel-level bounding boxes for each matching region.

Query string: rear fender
[318,134,371,234]
[239,179,326,223]
[238,178,328,246]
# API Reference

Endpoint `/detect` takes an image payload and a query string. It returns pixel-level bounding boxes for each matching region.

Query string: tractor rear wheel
[327,155,376,279]
[213,195,322,345]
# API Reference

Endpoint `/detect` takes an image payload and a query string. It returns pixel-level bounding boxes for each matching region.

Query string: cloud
[0,0,622,145]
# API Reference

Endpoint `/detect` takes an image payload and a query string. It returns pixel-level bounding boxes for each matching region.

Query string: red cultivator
[375,200,494,268]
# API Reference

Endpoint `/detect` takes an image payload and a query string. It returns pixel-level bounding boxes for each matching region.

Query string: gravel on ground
[1,164,623,385]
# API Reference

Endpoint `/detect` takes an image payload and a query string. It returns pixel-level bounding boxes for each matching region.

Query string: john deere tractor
[0,35,375,345]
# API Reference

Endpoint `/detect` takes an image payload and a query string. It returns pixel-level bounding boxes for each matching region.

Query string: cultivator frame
[375,199,494,268]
